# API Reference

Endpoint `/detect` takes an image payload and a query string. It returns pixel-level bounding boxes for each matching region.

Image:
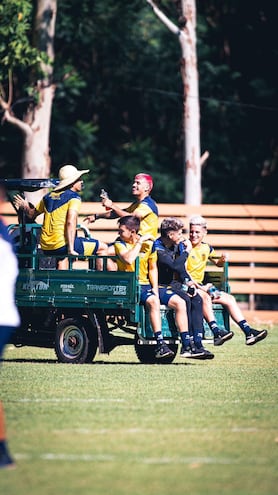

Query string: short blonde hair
[189,215,207,229]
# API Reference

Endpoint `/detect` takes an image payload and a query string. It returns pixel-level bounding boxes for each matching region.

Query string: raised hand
[14,194,28,211]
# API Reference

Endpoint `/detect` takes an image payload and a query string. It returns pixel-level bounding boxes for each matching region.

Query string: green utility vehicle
[1,179,229,364]
[2,179,180,364]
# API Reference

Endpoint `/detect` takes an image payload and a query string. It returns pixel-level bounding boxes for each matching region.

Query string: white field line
[13,398,127,403]
[10,398,274,404]
[52,427,261,434]
[13,453,268,465]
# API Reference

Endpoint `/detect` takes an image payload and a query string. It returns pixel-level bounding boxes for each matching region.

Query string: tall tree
[147,0,202,204]
[1,1,277,204]
[0,0,57,203]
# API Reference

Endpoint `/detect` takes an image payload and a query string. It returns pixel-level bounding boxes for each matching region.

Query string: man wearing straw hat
[14,165,109,267]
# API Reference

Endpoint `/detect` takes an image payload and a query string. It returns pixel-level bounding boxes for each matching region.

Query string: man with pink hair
[84,173,158,239]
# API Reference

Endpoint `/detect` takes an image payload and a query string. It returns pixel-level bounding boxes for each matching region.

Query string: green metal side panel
[203,261,230,337]
[16,267,140,321]
[138,305,179,340]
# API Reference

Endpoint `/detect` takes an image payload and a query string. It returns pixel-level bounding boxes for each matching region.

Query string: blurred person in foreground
[0,185,20,469]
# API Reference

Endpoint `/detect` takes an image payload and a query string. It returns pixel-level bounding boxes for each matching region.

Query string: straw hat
[53,165,89,191]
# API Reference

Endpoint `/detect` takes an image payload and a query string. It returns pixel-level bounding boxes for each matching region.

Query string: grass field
[1,324,277,495]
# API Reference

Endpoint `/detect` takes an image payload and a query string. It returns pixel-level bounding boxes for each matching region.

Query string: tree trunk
[21,83,55,204]
[146,0,201,205]
[2,0,57,205]
[180,0,201,205]
[24,0,57,204]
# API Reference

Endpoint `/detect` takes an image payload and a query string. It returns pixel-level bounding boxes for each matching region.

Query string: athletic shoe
[0,451,16,470]
[245,328,268,346]
[155,342,175,359]
[180,344,214,360]
[214,330,234,346]
[196,345,214,360]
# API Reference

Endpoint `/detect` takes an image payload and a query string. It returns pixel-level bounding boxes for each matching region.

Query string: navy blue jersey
[0,218,11,243]
[0,218,15,249]
[154,238,190,285]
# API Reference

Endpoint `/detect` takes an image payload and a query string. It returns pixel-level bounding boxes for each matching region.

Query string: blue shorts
[44,237,99,257]
[0,326,16,359]
[140,285,176,306]
[158,286,176,305]
[140,285,155,304]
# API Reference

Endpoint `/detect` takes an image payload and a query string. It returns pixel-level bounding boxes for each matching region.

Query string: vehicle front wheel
[55,317,97,364]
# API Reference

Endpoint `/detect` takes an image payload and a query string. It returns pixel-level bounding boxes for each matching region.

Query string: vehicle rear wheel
[84,319,98,363]
[134,334,178,364]
[55,317,97,364]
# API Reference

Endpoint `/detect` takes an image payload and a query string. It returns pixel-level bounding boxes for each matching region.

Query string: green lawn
[1,324,277,495]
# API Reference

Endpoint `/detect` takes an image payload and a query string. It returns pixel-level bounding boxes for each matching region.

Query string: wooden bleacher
[2,201,278,324]
[78,202,278,324]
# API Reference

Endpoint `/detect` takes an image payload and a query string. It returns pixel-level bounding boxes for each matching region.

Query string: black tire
[83,319,98,363]
[134,334,178,364]
[55,317,97,364]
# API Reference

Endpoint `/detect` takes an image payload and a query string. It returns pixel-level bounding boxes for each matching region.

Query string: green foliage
[0,0,47,177]
[109,137,183,202]
[0,0,39,75]
[197,1,278,203]
[1,0,277,203]
[1,329,277,494]
[49,0,183,200]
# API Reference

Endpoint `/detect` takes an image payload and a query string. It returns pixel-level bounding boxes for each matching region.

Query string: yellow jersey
[114,239,157,285]
[186,242,217,283]
[36,189,81,251]
[125,196,158,239]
